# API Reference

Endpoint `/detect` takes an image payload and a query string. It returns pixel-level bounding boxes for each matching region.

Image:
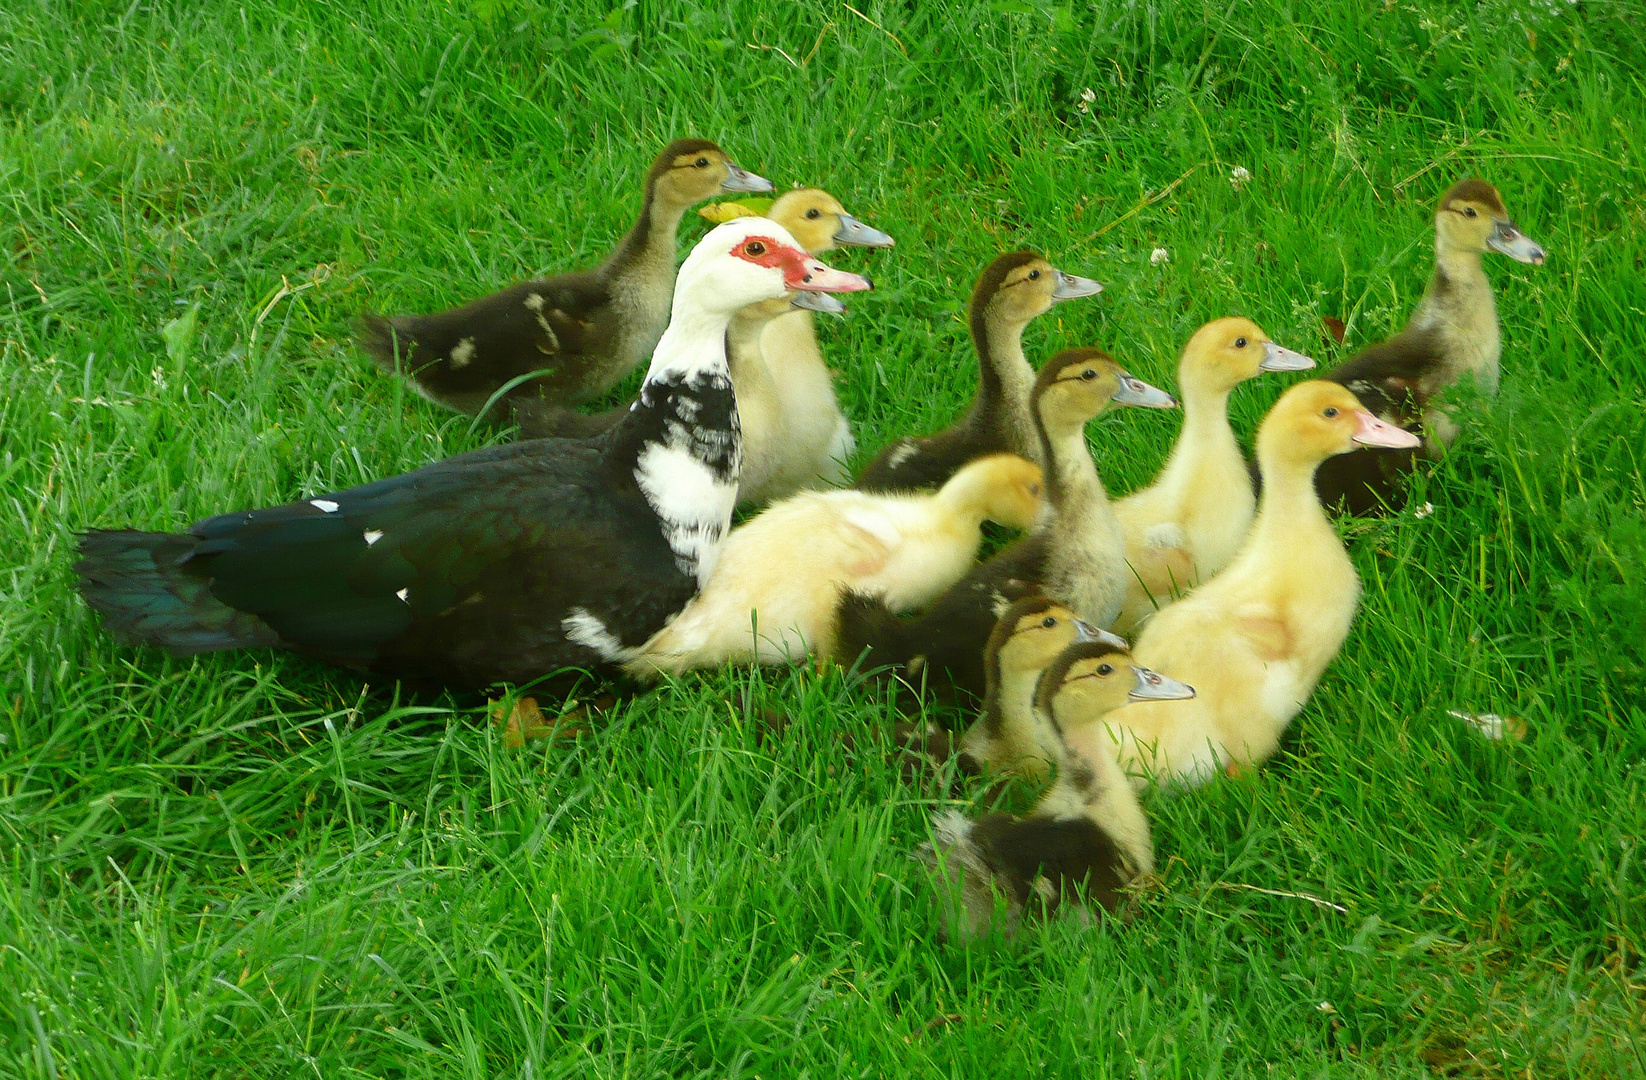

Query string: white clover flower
[150,366,168,390]
[1413,501,1434,519]
[1230,165,1251,189]
[1076,87,1095,113]
[1149,247,1170,265]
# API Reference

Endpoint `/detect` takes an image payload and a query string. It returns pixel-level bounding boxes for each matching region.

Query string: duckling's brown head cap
[1438,178,1507,217]
[971,251,1046,313]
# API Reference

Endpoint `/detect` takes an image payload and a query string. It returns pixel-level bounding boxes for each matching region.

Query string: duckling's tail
[916,810,1024,941]
[74,530,280,656]
[355,312,421,377]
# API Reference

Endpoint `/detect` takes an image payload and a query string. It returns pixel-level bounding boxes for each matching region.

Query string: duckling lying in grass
[957,594,1127,783]
[919,639,1193,941]
[856,252,1102,492]
[1111,381,1421,787]
[1316,177,1545,514]
[1113,317,1314,635]
[623,454,1043,678]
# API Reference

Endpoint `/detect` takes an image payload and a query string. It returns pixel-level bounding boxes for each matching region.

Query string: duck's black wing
[358,270,615,417]
[76,439,693,690]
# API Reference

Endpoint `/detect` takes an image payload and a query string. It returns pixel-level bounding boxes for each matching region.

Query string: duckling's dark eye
[1096,663,1114,676]
[1041,616,1058,629]
[1463,206,1478,218]
[745,241,766,257]
[1323,406,1339,418]
[805,208,821,219]
[1027,269,1041,280]
[1081,369,1098,381]
[695,157,710,168]
[1234,337,1248,348]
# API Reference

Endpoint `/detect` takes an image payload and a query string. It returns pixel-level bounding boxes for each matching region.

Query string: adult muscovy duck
[76,219,870,690]
[358,138,773,417]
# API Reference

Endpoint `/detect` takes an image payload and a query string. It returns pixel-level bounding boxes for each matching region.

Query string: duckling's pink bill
[1259,342,1316,372]
[1129,665,1195,702]
[1487,222,1546,266]
[790,260,873,293]
[721,163,774,193]
[1113,375,1178,409]
[1351,410,1423,449]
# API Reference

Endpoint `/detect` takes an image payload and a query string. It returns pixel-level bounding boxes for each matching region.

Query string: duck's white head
[672,218,873,319]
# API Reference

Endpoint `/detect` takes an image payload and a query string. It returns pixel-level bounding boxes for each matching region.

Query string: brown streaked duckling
[856,251,1102,493]
[919,639,1193,941]
[1316,177,1545,515]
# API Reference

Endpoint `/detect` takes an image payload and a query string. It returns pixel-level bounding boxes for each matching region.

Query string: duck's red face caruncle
[729,235,872,293]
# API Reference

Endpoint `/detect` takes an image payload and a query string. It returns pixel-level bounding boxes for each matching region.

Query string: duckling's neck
[725,301,788,379]
[1162,379,1238,486]
[604,183,689,282]
[1248,452,1333,550]
[933,467,1006,533]
[1413,234,1501,392]
[974,318,1037,457]
[1040,419,1108,517]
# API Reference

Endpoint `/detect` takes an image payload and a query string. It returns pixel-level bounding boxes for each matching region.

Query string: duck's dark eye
[1463,206,1478,218]
[1234,337,1248,348]
[1027,269,1041,280]
[1041,616,1058,629]
[1323,406,1339,418]
[695,157,710,168]
[1096,663,1114,676]
[1081,369,1098,381]
[745,241,766,256]
[805,208,821,219]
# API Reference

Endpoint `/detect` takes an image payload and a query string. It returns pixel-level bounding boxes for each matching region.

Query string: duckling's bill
[1075,619,1129,650]
[1259,341,1317,372]
[833,213,895,248]
[1052,270,1104,301]
[790,291,848,314]
[1129,665,1195,702]
[1487,221,1546,265]
[1112,374,1178,409]
[720,162,774,193]
[1351,410,1423,449]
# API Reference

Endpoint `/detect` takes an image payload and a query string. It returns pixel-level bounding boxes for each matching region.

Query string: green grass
[2,0,1644,1075]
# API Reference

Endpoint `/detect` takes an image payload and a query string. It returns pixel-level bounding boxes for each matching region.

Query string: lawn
[2,0,1644,1076]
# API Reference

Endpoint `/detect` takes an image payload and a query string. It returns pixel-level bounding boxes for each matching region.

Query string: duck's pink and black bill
[721,162,774,194]
[1351,410,1422,449]
[788,257,873,293]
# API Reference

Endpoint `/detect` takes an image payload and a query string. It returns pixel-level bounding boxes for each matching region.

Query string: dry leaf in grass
[1322,315,1347,345]
[1447,710,1529,742]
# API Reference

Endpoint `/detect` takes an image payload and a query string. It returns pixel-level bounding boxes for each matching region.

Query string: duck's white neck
[642,304,736,386]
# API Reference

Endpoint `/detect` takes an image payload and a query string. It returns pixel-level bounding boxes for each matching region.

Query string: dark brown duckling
[855,252,1102,493]
[918,640,1193,941]
[358,138,772,418]
[1316,177,1545,514]
[835,349,1174,699]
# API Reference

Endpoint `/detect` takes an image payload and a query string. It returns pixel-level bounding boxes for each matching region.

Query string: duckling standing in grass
[836,349,1175,698]
[856,252,1103,492]
[513,188,894,505]
[1110,381,1421,787]
[920,640,1193,941]
[1317,178,1545,514]
[957,594,1128,783]
[623,454,1044,678]
[1112,318,1315,635]
[358,138,772,417]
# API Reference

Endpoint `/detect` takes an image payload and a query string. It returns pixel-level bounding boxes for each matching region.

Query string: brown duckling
[957,595,1126,782]
[512,188,893,506]
[855,252,1102,492]
[835,349,1175,698]
[1317,178,1545,514]
[358,138,772,417]
[919,640,1193,941]
[1113,382,1421,787]
[1112,317,1314,635]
